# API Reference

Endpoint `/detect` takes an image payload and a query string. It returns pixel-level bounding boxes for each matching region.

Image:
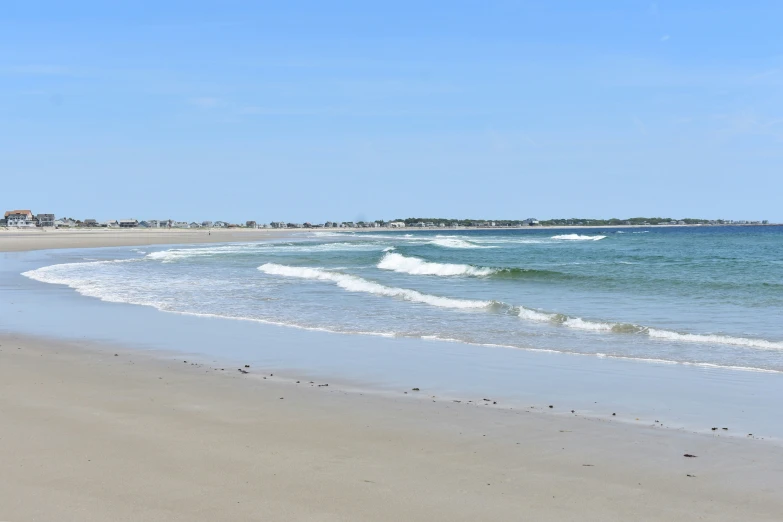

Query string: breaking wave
[146,241,387,262]
[551,234,606,241]
[258,263,494,310]
[377,252,495,277]
[516,307,782,349]
[647,329,783,350]
[429,237,494,249]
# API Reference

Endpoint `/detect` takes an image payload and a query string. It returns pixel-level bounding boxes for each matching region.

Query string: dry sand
[1,332,781,521]
[0,227,296,252]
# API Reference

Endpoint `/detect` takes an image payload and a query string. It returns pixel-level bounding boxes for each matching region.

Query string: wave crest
[516,308,781,348]
[430,237,494,249]
[551,234,606,241]
[647,329,783,350]
[258,263,493,310]
[377,252,495,277]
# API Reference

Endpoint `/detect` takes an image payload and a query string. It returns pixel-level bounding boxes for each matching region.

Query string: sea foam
[647,329,783,350]
[258,263,493,309]
[429,237,493,249]
[551,234,606,241]
[147,241,386,262]
[515,307,783,349]
[377,252,495,277]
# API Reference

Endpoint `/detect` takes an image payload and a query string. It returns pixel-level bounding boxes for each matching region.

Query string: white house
[148,220,171,228]
[388,221,406,228]
[5,210,36,227]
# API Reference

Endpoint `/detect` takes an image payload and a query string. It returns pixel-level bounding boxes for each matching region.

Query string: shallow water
[3,235,783,440]
[21,227,783,372]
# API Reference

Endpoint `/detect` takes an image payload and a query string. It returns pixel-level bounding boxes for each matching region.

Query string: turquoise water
[22,226,783,372]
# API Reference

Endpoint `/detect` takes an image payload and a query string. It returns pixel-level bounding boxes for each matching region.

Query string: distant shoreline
[0,222,778,252]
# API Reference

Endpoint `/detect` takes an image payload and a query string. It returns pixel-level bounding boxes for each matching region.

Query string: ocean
[22,226,783,374]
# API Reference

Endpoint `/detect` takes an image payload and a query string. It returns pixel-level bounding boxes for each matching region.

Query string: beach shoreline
[1,223,777,252]
[2,231,782,520]
[2,331,782,521]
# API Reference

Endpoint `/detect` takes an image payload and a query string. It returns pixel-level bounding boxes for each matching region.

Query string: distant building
[201,221,213,228]
[4,210,36,227]
[119,219,138,228]
[148,220,171,228]
[55,218,77,228]
[36,214,55,227]
[189,222,201,228]
[83,218,98,227]
[522,218,539,226]
[388,221,406,228]
[171,221,189,229]
[246,221,257,228]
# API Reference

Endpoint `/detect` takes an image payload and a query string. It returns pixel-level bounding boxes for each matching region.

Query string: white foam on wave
[147,241,387,262]
[429,237,494,249]
[647,329,783,351]
[516,308,614,331]
[377,252,495,277]
[258,263,493,310]
[515,307,783,350]
[517,307,556,322]
[146,244,265,262]
[551,234,606,241]
[22,259,151,304]
[562,317,615,331]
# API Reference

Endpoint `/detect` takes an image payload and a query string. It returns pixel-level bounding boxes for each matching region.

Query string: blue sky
[2,1,782,222]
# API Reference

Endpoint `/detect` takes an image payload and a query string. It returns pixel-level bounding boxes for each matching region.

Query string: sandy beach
[2,232,783,521]
[2,224,767,252]
[0,227,295,252]
[2,332,782,522]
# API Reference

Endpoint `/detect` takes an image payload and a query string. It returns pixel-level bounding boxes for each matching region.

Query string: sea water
[21,226,783,373]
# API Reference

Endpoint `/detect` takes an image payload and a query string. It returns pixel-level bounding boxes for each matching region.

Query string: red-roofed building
[4,210,36,227]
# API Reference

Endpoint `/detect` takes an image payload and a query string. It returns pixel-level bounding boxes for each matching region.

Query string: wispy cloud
[660,34,670,42]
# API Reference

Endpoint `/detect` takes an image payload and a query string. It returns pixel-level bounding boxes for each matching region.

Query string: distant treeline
[387,217,738,227]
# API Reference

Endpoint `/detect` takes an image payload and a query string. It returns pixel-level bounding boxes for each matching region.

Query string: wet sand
[1,332,782,521]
